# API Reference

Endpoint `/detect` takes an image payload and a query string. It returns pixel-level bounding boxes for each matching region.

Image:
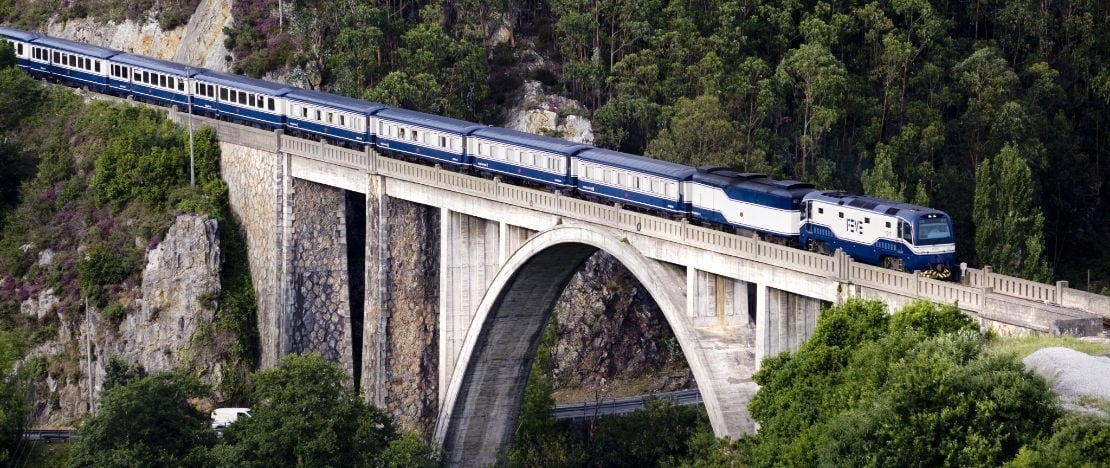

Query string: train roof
[805,190,950,220]
[194,70,293,95]
[471,126,594,155]
[578,148,698,179]
[374,107,485,134]
[30,35,119,59]
[111,53,198,76]
[285,88,389,115]
[0,26,39,42]
[694,166,814,198]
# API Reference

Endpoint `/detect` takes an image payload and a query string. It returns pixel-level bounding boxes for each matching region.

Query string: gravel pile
[1023,346,1110,415]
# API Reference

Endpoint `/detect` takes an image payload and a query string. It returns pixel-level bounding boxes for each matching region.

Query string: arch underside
[435,224,753,466]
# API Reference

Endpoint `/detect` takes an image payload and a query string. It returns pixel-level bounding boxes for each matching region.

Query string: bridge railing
[255,130,1099,314]
[964,267,1058,303]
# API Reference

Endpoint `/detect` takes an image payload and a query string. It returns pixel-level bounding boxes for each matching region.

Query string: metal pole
[85,297,95,416]
[187,66,195,188]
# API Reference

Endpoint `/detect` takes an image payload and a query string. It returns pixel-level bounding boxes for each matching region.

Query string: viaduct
[166,110,1108,466]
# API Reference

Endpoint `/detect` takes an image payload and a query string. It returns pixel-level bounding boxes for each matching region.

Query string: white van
[211,407,251,431]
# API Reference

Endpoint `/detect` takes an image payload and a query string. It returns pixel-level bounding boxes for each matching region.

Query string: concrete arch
[434,223,746,465]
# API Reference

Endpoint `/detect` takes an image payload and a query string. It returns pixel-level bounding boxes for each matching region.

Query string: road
[551,389,703,420]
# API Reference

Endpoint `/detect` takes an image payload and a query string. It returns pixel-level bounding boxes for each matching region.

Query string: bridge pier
[362,174,441,432]
[755,285,824,362]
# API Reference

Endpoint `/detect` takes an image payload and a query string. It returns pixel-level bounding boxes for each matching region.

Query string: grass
[987,334,1110,359]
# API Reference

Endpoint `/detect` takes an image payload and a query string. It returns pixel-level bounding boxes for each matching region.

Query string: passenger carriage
[470,127,591,188]
[24,35,116,91]
[107,53,195,108]
[800,191,956,274]
[373,108,483,166]
[284,88,386,146]
[689,167,814,238]
[191,70,290,128]
[0,26,39,71]
[575,148,695,214]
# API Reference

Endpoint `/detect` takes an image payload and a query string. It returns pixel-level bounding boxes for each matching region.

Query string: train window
[885,222,891,228]
[268,98,275,111]
[439,136,447,148]
[838,212,844,218]
[398,128,406,139]
[158,74,165,87]
[818,208,824,214]
[652,179,662,194]
[94,61,100,73]
[666,183,677,197]
[236,91,244,104]
[178,80,184,92]
[300,107,308,118]
[864,217,870,223]
[53,51,59,63]
[248,94,255,107]
[604,170,615,183]
[326,112,333,123]
[16,43,22,55]
[339,115,346,126]
[618,173,630,187]
[218,87,226,100]
[314,109,321,120]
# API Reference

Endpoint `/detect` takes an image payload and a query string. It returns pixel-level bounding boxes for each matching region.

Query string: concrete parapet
[979,292,1102,336]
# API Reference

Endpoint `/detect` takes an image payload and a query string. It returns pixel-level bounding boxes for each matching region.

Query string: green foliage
[0,330,30,465]
[379,432,443,468]
[101,355,147,392]
[1008,414,1110,468]
[70,370,216,468]
[0,39,14,69]
[88,104,190,210]
[76,245,138,308]
[211,353,399,467]
[743,299,1061,467]
[0,67,43,130]
[973,143,1052,281]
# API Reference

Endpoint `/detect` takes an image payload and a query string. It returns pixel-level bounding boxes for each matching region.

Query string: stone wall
[363,176,440,435]
[288,178,353,371]
[219,143,283,367]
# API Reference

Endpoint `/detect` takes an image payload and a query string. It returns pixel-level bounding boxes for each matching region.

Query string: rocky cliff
[23,215,228,426]
[43,0,231,69]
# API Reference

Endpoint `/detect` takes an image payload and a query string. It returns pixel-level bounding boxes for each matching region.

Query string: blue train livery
[575,148,695,214]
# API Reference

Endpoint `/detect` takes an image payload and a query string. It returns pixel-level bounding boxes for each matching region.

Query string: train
[0,25,957,279]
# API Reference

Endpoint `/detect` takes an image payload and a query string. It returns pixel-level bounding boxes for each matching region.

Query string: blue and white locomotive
[0,25,958,278]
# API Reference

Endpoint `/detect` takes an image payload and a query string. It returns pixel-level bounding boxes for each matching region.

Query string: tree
[70,370,216,467]
[645,93,767,172]
[0,331,29,466]
[775,40,847,180]
[745,299,1059,467]
[1008,414,1110,468]
[973,143,1051,281]
[211,353,399,467]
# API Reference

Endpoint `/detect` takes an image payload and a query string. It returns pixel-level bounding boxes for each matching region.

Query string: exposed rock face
[44,0,232,69]
[503,81,595,145]
[25,214,225,426]
[1023,345,1110,417]
[115,215,223,373]
[552,252,694,396]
